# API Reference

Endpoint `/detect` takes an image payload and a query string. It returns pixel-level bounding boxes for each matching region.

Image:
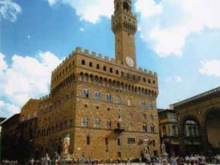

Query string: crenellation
[91,51,96,57]
[84,49,89,55]
[71,50,75,56]
[68,53,72,59]
[98,54,103,59]
[139,68,156,76]
[111,58,115,62]
[75,46,82,53]
[64,56,68,63]
[40,95,50,101]
[138,67,143,71]
[104,56,109,60]
[51,48,158,79]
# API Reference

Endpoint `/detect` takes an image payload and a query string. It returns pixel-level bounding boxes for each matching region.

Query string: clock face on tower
[126,56,134,67]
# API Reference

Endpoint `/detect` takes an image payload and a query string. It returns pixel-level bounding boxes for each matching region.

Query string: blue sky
[0,0,220,118]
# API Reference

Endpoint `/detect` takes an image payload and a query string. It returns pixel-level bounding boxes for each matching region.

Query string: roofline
[0,113,20,125]
[170,86,220,108]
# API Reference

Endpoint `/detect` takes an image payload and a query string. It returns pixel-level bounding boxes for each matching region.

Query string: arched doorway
[205,109,220,154]
[183,119,202,154]
[178,116,203,155]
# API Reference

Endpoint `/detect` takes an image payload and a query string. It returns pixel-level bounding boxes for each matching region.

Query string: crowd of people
[1,153,220,165]
[143,154,220,165]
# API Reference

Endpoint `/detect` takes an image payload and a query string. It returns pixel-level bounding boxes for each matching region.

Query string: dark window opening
[81,60,85,65]
[86,135,90,145]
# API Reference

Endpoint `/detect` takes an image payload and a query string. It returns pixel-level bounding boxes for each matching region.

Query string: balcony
[113,127,125,134]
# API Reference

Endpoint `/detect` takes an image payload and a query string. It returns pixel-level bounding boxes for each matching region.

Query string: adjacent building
[1,114,21,161]
[158,109,179,156]
[171,86,220,155]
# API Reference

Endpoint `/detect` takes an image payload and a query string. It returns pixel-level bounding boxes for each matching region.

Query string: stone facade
[20,0,160,160]
[34,46,159,159]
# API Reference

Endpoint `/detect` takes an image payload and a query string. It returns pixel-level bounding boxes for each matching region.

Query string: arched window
[106,120,111,129]
[151,125,155,133]
[81,60,85,65]
[103,66,106,71]
[82,117,89,127]
[151,115,154,120]
[143,124,147,132]
[96,64,100,69]
[110,68,113,73]
[83,89,89,98]
[148,102,153,110]
[106,93,111,102]
[116,70,119,75]
[141,101,146,109]
[94,91,100,100]
[94,118,101,128]
[123,2,130,11]
[115,96,120,104]
[172,125,177,136]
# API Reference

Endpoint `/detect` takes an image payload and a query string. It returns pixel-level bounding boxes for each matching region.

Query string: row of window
[161,125,177,137]
[82,89,155,109]
[81,117,156,133]
[37,119,73,137]
[52,70,157,99]
[37,117,156,138]
[40,91,75,114]
[184,125,200,137]
[40,90,155,112]
[86,136,156,147]
[52,59,156,86]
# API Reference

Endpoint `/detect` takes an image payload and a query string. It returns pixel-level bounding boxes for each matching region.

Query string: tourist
[170,156,178,165]
[185,155,190,165]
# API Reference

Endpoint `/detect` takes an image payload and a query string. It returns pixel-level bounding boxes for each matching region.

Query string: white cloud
[45,0,220,56]
[199,60,220,77]
[175,76,183,83]
[135,0,220,56]
[47,0,113,24]
[135,0,162,20]
[80,28,85,32]
[0,51,61,117]
[47,0,58,6]
[0,100,19,117]
[0,0,22,22]
[165,76,183,83]
[0,52,8,71]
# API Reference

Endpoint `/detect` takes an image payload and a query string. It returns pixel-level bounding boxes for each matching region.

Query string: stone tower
[112,0,137,68]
